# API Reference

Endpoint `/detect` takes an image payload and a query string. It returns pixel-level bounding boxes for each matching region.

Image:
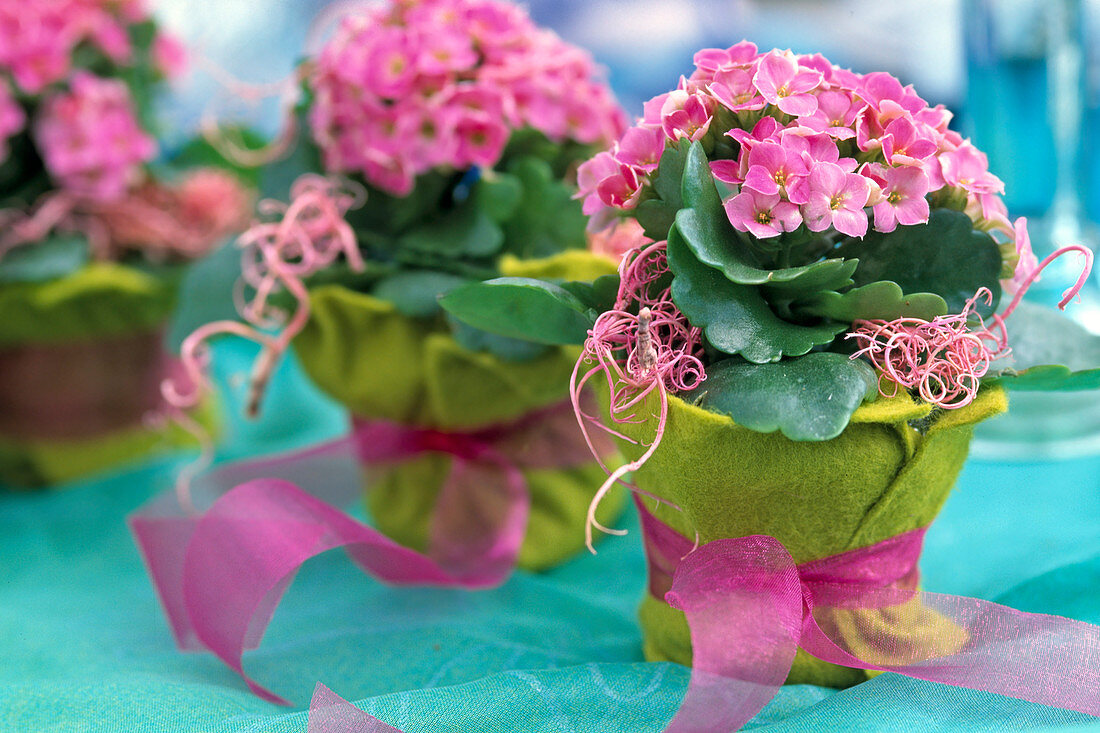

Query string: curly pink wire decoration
[849,244,1094,409]
[570,240,706,550]
[164,174,366,511]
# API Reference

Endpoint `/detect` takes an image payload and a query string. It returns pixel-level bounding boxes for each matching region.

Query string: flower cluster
[0,0,180,93]
[578,43,1024,260]
[0,0,183,200]
[308,0,627,196]
[34,73,157,200]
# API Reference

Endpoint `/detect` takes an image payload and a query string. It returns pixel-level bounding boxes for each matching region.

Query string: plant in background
[165,0,630,572]
[176,0,628,419]
[0,0,247,271]
[0,1,252,487]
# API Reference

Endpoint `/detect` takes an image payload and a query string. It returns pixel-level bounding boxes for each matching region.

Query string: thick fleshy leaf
[668,225,847,362]
[683,353,879,441]
[399,205,504,258]
[439,277,594,345]
[677,141,856,295]
[633,142,690,242]
[559,274,621,313]
[446,315,551,361]
[501,156,587,259]
[995,364,1100,391]
[794,281,948,323]
[0,234,90,284]
[372,271,471,318]
[837,208,1003,317]
[990,300,1100,392]
[472,171,522,223]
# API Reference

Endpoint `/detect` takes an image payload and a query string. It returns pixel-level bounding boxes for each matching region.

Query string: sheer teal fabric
[1,338,1098,732]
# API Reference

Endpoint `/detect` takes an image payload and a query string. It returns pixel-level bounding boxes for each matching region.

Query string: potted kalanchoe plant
[170,0,630,570]
[0,1,252,487]
[441,41,1099,702]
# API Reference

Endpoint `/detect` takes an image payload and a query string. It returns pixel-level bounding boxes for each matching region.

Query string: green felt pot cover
[293,251,626,571]
[613,385,1007,687]
[0,263,180,347]
[0,397,216,489]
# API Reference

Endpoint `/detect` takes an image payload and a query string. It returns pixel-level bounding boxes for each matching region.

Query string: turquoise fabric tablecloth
[2,339,1099,732]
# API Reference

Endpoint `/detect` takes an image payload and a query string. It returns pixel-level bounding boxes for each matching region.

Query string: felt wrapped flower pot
[616,385,1007,688]
[292,253,626,571]
[0,264,213,487]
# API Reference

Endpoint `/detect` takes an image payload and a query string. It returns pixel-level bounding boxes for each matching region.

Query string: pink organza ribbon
[130,400,605,705]
[636,498,1100,731]
[308,684,402,733]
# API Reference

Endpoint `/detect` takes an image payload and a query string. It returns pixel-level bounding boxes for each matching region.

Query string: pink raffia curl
[164,175,365,511]
[850,240,1094,411]
[570,241,706,551]
[849,289,1004,410]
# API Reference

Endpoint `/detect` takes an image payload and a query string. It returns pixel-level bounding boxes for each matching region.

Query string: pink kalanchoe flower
[587,217,651,261]
[1007,217,1040,295]
[660,89,713,142]
[453,114,510,169]
[880,116,939,167]
[799,90,862,140]
[576,151,621,215]
[800,162,871,238]
[152,33,188,79]
[692,41,758,75]
[415,27,478,75]
[865,164,931,233]
[710,159,743,186]
[708,67,766,112]
[34,72,156,200]
[751,50,822,117]
[364,28,418,98]
[858,71,927,116]
[307,0,625,195]
[939,142,1005,195]
[596,162,643,210]
[614,125,665,173]
[740,140,809,199]
[725,189,802,239]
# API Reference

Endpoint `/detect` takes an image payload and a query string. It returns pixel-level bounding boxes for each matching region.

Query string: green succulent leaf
[994,364,1100,391]
[654,140,691,207]
[399,205,505,258]
[794,281,949,322]
[372,270,471,318]
[677,140,856,295]
[0,235,90,284]
[558,273,621,313]
[439,277,594,345]
[667,224,847,362]
[683,353,879,441]
[837,208,1003,317]
[500,156,587,259]
[472,171,523,223]
[446,315,552,362]
[988,301,1100,392]
[634,199,678,242]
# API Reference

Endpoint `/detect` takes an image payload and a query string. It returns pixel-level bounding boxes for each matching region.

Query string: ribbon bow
[130,399,607,705]
[635,498,1100,731]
